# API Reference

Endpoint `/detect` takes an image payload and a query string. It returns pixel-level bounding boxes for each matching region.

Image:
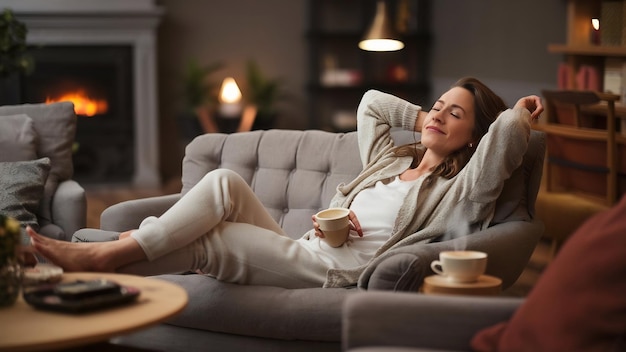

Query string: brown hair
[394,77,507,179]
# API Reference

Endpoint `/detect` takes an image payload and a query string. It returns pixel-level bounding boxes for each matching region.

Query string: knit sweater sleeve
[356,90,421,168]
[458,107,531,208]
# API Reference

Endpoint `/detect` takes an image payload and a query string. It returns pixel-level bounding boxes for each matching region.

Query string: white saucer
[23,263,64,284]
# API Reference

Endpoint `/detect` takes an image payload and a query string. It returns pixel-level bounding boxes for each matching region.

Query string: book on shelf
[603,58,626,103]
[558,62,601,91]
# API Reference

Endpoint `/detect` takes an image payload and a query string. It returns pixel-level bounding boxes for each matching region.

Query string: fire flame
[46,90,108,117]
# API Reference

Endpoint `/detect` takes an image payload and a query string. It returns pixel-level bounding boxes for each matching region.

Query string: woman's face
[421,87,476,157]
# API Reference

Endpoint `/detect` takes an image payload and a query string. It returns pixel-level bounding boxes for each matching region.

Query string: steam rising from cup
[444,206,471,251]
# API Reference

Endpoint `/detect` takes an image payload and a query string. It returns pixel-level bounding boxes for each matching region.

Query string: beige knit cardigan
[315,90,531,288]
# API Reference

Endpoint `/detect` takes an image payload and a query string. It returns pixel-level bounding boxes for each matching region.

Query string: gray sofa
[0,102,86,242]
[73,128,545,351]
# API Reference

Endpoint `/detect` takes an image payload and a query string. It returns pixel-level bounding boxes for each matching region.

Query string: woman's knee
[204,168,247,185]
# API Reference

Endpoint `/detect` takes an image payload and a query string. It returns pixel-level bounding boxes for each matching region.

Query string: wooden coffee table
[0,272,188,352]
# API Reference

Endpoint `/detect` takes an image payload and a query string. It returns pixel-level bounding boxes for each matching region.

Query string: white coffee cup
[430,250,487,283]
[315,207,350,248]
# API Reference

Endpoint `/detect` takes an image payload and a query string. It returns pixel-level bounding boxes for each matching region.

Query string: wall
[430,0,566,107]
[157,0,566,182]
[157,0,308,181]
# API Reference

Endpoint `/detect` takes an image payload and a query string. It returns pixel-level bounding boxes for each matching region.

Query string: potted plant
[245,60,286,130]
[0,8,34,104]
[178,58,222,140]
[0,214,21,307]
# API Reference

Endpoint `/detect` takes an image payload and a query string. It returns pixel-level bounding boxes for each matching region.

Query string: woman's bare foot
[119,229,135,240]
[26,227,146,272]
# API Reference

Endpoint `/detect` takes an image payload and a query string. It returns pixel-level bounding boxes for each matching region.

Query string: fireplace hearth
[22,45,134,184]
[5,0,164,187]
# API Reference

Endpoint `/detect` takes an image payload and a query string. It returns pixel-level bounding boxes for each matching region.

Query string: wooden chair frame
[534,90,620,206]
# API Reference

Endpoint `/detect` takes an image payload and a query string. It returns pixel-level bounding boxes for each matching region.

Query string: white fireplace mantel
[3,1,164,187]
[0,0,157,12]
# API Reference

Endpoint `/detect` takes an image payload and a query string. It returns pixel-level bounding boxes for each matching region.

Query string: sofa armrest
[51,179,86,241]
[360,218,544,291]
[100,194,180,231]
[342,292,522,351]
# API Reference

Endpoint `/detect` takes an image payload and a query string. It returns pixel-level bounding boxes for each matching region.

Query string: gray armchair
[343,292,521,352]
[344,193,626,352]
[73,128,545,351]
[0,102,86,242]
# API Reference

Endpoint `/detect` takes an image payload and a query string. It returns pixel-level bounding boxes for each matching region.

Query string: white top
[296,175,418,269]
[346,176,419,264]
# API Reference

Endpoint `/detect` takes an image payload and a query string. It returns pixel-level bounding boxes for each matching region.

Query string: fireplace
[6,0,164,187]
[22,45,134,184]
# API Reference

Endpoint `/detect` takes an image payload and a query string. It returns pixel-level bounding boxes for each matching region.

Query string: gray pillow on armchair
[0,102,77,227]
[0,114,38,162]
[0,158,51,243]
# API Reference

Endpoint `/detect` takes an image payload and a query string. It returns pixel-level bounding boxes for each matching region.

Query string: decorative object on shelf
[600,0,623,46]
[332,110,357,131]
[0,214,22,307]
[386,63,409,83]
[358,0,404,52]
[321,69,363,87]
[320,53,362,87]
[603,58,625,96]
[246,60,285,130]
[590,18,601,45]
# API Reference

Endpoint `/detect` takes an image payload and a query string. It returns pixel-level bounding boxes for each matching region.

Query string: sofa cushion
[0,102,77,225]
[471,195,626,352]
[0,114,38,162]
[0,158,51,242]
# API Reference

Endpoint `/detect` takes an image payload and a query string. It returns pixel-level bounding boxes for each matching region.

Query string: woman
[28,77,543,289]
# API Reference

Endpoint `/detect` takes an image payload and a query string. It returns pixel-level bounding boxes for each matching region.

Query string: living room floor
[84,182,551,298]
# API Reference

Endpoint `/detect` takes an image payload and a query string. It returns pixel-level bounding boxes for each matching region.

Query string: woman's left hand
[514,95,544,121]
[347,210,364,237]
[312,210,364,239]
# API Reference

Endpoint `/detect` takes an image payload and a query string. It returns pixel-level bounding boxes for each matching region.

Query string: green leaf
[0,8,33,78]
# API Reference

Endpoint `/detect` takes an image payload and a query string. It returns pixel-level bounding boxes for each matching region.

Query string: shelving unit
[550,0,626,90]
[307,0,431,131]
[548,44,626,57]
[543,0,626,199]
[548,0,626,131]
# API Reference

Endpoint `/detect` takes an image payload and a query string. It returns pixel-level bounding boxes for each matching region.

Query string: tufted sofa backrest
[181,129,413,238]
[181,129,544,240]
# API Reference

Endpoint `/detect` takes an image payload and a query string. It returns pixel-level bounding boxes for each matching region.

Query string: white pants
[122,169,358,288]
